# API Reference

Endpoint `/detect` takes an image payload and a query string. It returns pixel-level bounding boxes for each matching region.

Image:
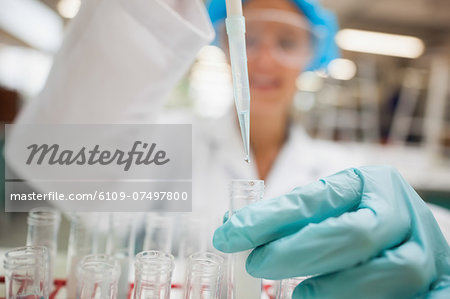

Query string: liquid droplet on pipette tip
[244,156,250,164]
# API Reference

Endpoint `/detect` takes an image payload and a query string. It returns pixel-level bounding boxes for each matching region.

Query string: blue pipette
[225,0,251,163]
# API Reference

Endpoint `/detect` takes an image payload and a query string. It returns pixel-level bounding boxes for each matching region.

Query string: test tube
[107,213,136,299]
[143,213,174,253]
[177,215,208,260]
[133,250,175,299]
[173,215,209,288]
[184,252,224,299]
[3,246,50,299]
[276,277,308,299]
[26,207,61,291]
[76,254,121,299]
[228,180,265,299]
[66,213,95,299]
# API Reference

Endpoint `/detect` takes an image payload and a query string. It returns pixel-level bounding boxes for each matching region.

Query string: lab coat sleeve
[14,0,215,124]
[3,0,214,210]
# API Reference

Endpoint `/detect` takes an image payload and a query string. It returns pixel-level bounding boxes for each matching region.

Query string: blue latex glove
[213,166,450,298]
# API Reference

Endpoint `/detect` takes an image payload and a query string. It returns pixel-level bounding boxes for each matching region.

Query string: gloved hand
[213,166,450,298]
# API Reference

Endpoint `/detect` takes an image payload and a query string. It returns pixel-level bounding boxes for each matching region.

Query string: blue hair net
[207,0,340,70]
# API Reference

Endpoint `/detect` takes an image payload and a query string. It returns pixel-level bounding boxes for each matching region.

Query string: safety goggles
[222,9,315,69]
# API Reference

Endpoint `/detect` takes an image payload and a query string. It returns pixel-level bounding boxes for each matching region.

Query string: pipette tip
[237,111,251,165]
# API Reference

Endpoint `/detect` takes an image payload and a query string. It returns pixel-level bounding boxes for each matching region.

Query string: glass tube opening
[77,254,121,299]
[27,207,61,226]
[135,250,174,274]
[77,254,121,282]
[4,246,49,299]
[134,250,174,299]
[4,245,48,270]
[187,252,224,276]
[184,252,224,299]
[230,180,265,211]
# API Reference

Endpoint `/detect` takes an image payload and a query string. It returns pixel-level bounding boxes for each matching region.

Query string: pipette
[225,0,251,163]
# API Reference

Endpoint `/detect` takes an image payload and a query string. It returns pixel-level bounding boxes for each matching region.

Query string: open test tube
[3,246,50,299]
[143,213,174,253]
[184,252,224,299]
[133,250,174,299]
[66,213,96,299]
[26,207,61,292]
[76,254,121,299]
[107,212,137,299]
[172,214,209,289]
[228,180,265,299]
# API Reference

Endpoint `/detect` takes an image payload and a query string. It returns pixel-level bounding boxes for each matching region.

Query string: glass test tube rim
[27,207,61,226]
[230,179,265,185]
[184,252,224,299]
[230,180,265,204]
[77,254,121,281]
[135,250,175,273]
[230,180,265,190]
[187,252,225,277]
[3,245,49,270]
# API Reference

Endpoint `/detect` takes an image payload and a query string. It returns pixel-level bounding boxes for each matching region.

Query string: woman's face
[242,0,311,116]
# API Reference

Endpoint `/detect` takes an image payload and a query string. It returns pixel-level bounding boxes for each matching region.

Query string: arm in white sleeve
[14,0,215,124]
[3,0,214,204]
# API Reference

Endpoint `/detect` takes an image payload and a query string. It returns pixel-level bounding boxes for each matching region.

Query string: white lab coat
[7,0,449,242]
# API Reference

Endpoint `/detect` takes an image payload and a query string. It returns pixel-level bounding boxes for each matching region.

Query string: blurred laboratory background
[1,0,450,246]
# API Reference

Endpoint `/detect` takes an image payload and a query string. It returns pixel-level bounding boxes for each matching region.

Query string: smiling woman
[207,0,339,180]
[242,0,330,179]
